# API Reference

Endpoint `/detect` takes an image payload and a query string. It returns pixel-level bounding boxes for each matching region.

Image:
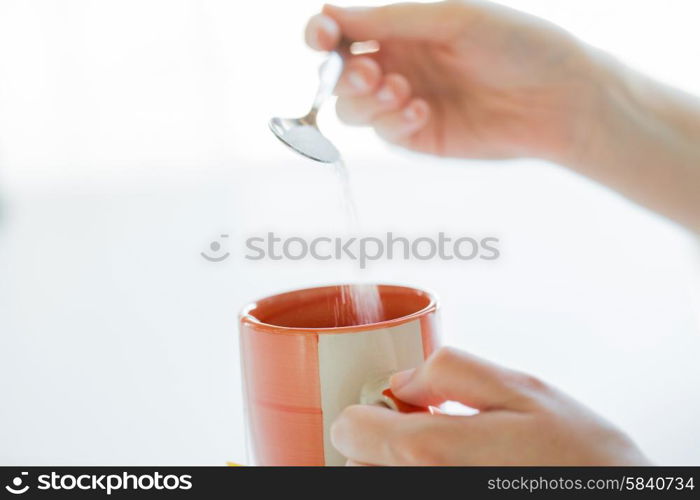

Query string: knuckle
[421,347,461,398]
[383,72,405,87]
[383,73,411,100]
[427,346,461,371]
[515,372,548,392]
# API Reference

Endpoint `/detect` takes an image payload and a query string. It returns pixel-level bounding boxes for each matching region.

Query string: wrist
[546,43,627,170]
[548,46,700,231]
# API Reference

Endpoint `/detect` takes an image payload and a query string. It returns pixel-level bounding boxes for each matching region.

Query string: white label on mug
[317,320,425,466]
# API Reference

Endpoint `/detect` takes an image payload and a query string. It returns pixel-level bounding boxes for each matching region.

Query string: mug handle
[360,374,436,413]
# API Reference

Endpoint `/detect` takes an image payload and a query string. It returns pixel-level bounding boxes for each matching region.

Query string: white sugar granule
[281,125,340,163]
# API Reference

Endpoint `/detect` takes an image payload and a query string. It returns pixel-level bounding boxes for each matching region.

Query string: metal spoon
[268,50,345,163]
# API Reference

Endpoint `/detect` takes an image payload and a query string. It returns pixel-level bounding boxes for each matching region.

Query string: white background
[0,0,698,465]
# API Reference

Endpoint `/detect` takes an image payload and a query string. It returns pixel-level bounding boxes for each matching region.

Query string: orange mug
[239,284,440,466]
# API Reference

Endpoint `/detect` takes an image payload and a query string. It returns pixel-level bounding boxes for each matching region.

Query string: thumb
[390,347,543,411]
[322,2,465,42]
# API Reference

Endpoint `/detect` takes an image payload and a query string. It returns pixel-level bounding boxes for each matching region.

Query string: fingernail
[376,84,394,103]
[403,103,420,122]
[390,368,416,392]
[325,4,368,14]
[318,15,339,39]
[348,71,369,91]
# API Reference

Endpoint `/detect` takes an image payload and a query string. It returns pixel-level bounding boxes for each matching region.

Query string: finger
[390,347,546,411]
[304,13,341,51]
[372,97,429,143]
[323,2,466,42]
[336,73,411,125]
[331,404,478,466]
[334,56,382,97]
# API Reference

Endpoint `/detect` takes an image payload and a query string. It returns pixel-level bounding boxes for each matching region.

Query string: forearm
[565,49,700,232]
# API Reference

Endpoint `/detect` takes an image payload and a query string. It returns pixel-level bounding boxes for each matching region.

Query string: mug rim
[239,283,438,335]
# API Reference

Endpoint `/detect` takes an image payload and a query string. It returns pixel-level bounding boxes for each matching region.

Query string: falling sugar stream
[273,120,383,326]
[333,160,385,327]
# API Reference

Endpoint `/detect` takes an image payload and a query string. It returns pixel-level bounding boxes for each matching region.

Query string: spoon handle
[309,39,352,116]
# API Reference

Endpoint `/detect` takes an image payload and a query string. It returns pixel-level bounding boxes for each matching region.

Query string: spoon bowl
[269,51,345,164]
[269,116,341,163]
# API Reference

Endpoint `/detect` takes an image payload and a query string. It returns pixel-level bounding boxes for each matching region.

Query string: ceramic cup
[239,284,440,466]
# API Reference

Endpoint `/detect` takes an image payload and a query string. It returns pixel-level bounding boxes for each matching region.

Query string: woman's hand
[306,2,700,232]
[305,2,599,163]
[331,347,649,465]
